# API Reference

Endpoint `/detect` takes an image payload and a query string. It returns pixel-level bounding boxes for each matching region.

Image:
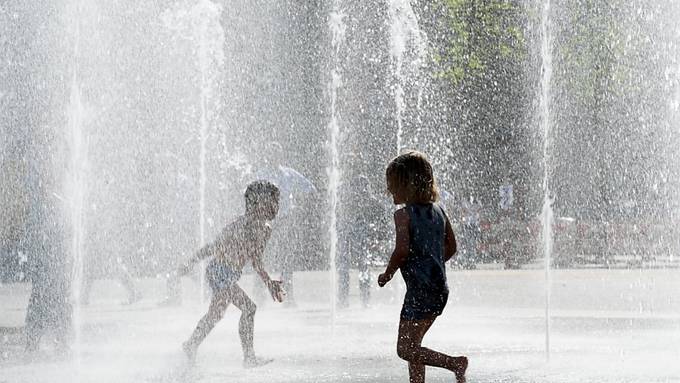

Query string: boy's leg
[397,318,467,383]
[183,289,230,357]
[225,284,258,361]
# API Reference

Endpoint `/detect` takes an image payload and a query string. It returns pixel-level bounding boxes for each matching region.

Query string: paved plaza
[2,268,680,383]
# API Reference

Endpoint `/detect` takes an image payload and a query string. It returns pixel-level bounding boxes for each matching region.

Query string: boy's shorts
[206,259,241,293]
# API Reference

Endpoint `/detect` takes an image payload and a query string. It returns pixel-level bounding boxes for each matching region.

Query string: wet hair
[245,180,280,211]
[385,151,439,204]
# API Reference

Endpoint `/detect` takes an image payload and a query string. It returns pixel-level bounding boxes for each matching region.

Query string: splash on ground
[2,268,680,383]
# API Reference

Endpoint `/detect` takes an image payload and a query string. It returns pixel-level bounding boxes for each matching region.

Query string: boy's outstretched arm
[378,209,410,287]
[443,214,457,262]
[176,241,219,276]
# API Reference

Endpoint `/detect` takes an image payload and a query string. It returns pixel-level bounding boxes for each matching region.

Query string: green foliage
[556,1,622,108]
[554,0,664,122]
[435,0,528,85]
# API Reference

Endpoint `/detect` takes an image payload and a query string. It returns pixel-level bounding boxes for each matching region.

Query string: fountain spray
[388,0,426,154]
[539,0,555,362]
[327,0,346,327]
[66,0,88,373]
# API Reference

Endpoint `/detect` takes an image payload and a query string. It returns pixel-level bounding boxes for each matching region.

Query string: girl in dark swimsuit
[378,151,468,383]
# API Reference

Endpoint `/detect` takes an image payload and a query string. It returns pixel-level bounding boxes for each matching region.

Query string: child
[174,180,285,367]
[377,151,468,383]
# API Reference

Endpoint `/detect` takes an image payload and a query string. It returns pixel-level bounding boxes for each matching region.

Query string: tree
[426,0,537,217]
[551,0,680,222]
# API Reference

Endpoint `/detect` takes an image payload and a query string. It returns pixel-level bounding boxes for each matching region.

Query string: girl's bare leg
[397,318,434,383]
[397,318,467,383]
[183,289,230,358]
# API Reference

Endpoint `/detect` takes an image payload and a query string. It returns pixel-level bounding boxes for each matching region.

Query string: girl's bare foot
[453,356,468,383]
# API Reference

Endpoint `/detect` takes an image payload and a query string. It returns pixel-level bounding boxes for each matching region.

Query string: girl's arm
[443,213,457,262]
[378,208,410,287]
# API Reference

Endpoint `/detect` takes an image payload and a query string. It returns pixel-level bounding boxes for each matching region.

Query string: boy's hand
[267,280,285,302]
[378,272,392,287]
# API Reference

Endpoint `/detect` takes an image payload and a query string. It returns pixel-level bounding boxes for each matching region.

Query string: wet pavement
[1,269,680,383]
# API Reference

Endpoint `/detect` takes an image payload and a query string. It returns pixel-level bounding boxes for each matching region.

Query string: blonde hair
[385,151,439,204]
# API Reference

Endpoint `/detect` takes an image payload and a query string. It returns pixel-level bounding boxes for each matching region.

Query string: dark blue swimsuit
[206,259,241,293]
[400,203,449,320]
[201,217,270,294]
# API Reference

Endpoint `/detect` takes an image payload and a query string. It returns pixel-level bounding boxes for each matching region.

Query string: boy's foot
[182,341,197,363]
[453,356,468,383]
[243,356,274,369]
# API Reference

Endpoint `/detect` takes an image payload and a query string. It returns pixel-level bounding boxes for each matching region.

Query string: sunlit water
[160,0,225,302]
[326,1,346,322]
[538,0,555,361]
[2,1,680,382]
[65,0,89,372]
[387,0,426,154]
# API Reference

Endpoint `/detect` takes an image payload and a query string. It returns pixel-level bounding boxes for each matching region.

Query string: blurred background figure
[337,175,389,308]
[81,202,142,306]
[458,196,480,269]
[23,192,72,354]
[80,258,140,306]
